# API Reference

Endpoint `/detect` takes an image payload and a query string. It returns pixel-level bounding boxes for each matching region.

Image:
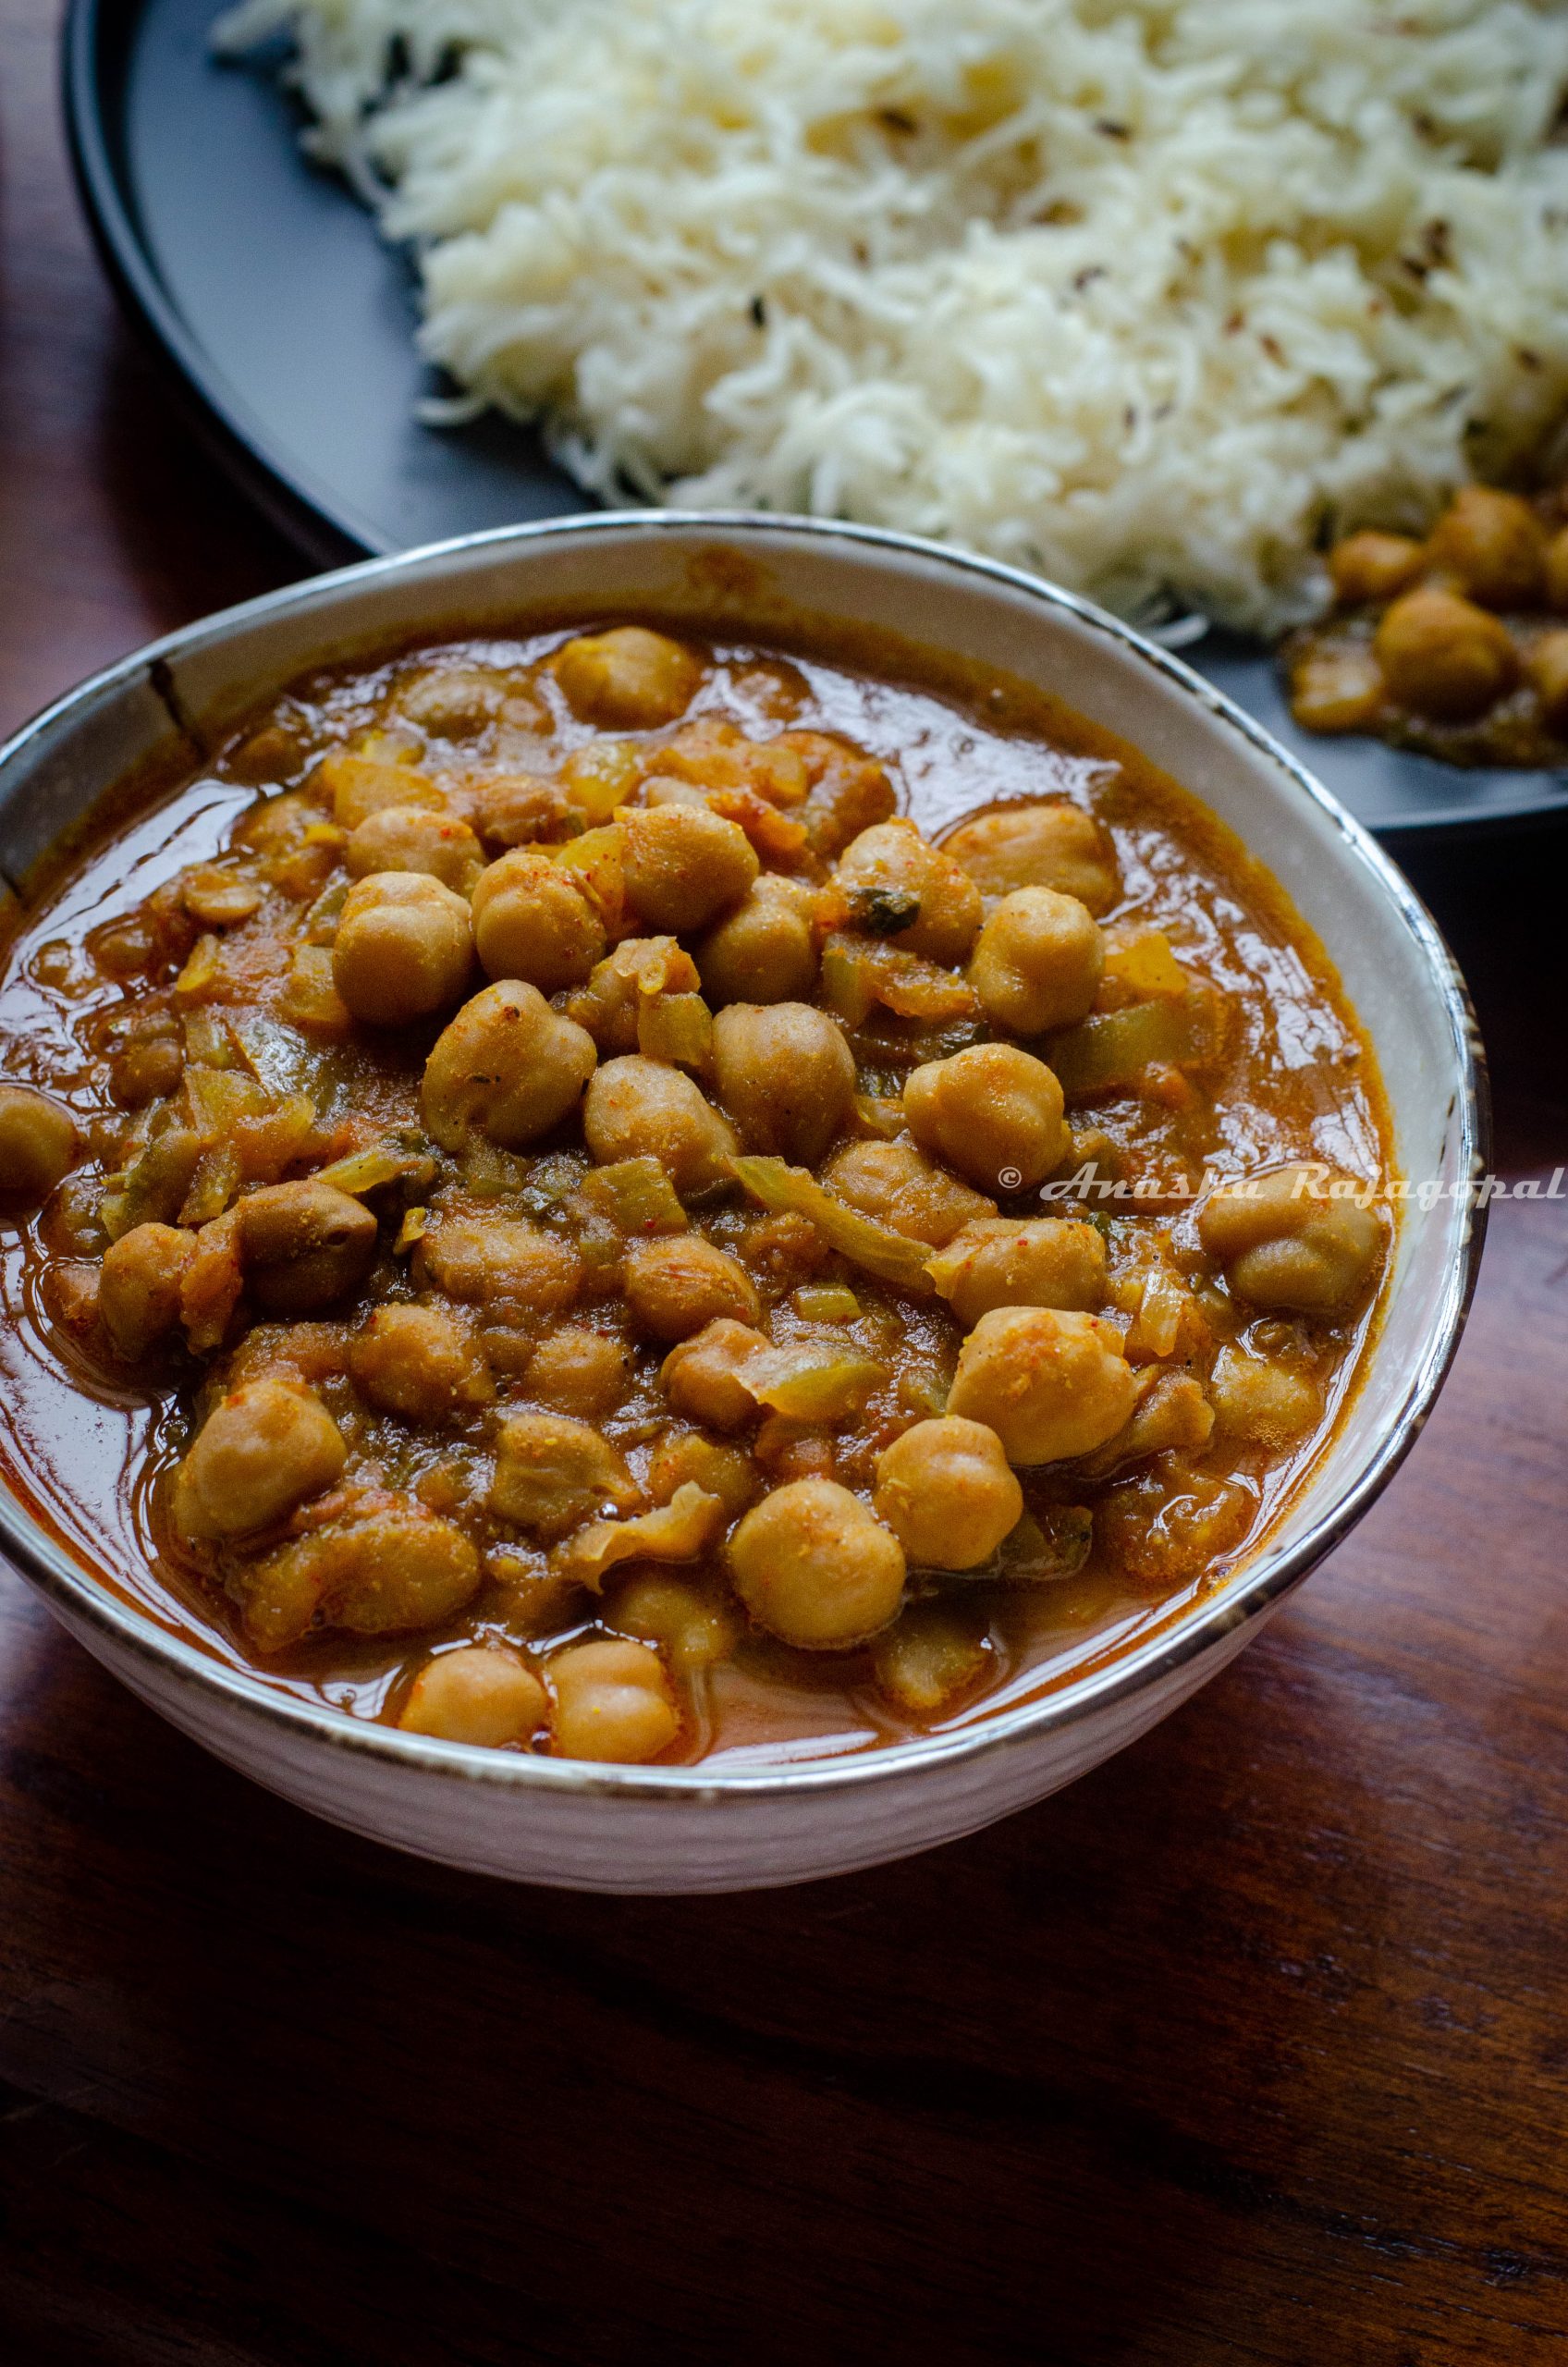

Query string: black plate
[66,0,1568,837]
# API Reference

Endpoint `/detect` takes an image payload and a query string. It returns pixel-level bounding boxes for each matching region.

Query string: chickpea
[235,1181,378,1317]
[470,849,606,992]
[423,981,596,1153]
[1373,587,1516,723]
[925,1215,1108,1326]
[418,1215,582,1317]
[824,1139,993,1247]
[349,1303,487,1421]
[1209,1345,1322,1445]
[172,1376,346,1540]
[566,936,702,1056]
[711,1001,856,1168]
[948,1306,1136,1464]
[729,1477,905,1650]
[99,1220,196,1358]
[646,1429,758,1518]
[1525,629,1568,735]
[619,803,759,934]
[524,1324,631,1417]
[308,1504,482,1635]
[548,1636,681,1763]
[873,1417,1022,1571]
[696,876,819,1007]
[623,1234,761,1341]
[609,1573,739,1671]
[833,819,982,965]
[872,1600,990,1716]
[332,872,473,1025]
[1426,485,1545,610]
[0,1084,79,1202]
[1547,525,1568,614]
[942,801,1121,914]
[661,1318,771,1430]
[1288,644,1386,736]
[583,1055,739,1198]
[1197,1165,1385,1313]
[904,1043,1068,1193]
[967,886,1104,1037]
[398,1645,547,1747]
[345,805,484,894]
[555,627,702,730]
[319,754,446,831]
[489,1411,640,1536]
[1328,531,1427,607]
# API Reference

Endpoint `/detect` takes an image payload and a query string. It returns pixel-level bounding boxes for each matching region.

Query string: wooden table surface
[3,7,1567,2361]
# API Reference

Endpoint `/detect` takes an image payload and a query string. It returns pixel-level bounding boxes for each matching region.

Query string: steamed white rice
[216,0,1568,629]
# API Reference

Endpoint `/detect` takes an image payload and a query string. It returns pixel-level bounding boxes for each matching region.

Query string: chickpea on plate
[0,616,1390,1768]
[1288,484,1568,767]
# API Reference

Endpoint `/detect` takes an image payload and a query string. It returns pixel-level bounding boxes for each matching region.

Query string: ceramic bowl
[0,515,1485,1892]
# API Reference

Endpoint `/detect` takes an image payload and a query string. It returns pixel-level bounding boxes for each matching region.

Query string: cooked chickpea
[523,1324,631,1417]
[489,1411,640,1536]
[968,887,1104,1036]
[904,1042,1068,1194]
[583,1055,739,1198]
[646,1429,758,1518]
[555,627,702,730]
[1198,1165,1385,1312]
[1374,586,1517,722]
[609,1573,739,1671]
[332,871,473,1025]
[834,819,982,965]
[345,804,484,894]
[300,1505,482,1636]
[942,801,1121,914]
[622,1234,761,1342]
[1426,485,1545,610]
[619,803,759,934]
[711,1001,855,1168]
[566,936,701,1056]
[661,1317,771,1431]
[349,1303,487,1421]
[0,1084,79,1202]
[825,1139,993,1247]
[925,1215,1108,1326]
[874,1417,1023,1571]
[1209,1345,1322,1444]
[423,981,597,1153]
[1328,531,1427,607]
[1288,644,1387,735]
[172,1377,346,1540]
[729,1477,905,1650]
[418,1215,582,1316]
[948,1306,1136,1464]
[696,876,819,1006]
[470,849,606,992]
[99,1220,196,1358]
[235,1181,378,1317]
[548,1636,681,1763]
[398,1646,546,1747]
[1525,629,1568,735]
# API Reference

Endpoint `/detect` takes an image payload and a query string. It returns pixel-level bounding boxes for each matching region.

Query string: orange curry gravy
[0,619,1392,1769]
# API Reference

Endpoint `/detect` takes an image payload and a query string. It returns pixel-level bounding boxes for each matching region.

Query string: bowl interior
[0,514,1478,1776]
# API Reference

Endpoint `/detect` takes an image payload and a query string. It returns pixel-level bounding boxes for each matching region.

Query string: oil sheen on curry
[0,619,1391,1768]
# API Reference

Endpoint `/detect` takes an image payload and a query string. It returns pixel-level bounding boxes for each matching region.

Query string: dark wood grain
[3,6,1567,2361]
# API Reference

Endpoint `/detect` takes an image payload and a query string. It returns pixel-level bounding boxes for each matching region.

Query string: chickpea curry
[0,617,1391,1767]
[1287,483,1568,767]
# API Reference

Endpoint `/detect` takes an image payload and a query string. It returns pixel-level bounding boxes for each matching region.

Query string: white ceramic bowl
[0,515,1485,1892]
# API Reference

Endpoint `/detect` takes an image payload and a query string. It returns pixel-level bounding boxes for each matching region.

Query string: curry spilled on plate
[0,619,1390,1766]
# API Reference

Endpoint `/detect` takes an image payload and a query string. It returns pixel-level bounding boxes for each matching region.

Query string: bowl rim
[0,509,1490,1805]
